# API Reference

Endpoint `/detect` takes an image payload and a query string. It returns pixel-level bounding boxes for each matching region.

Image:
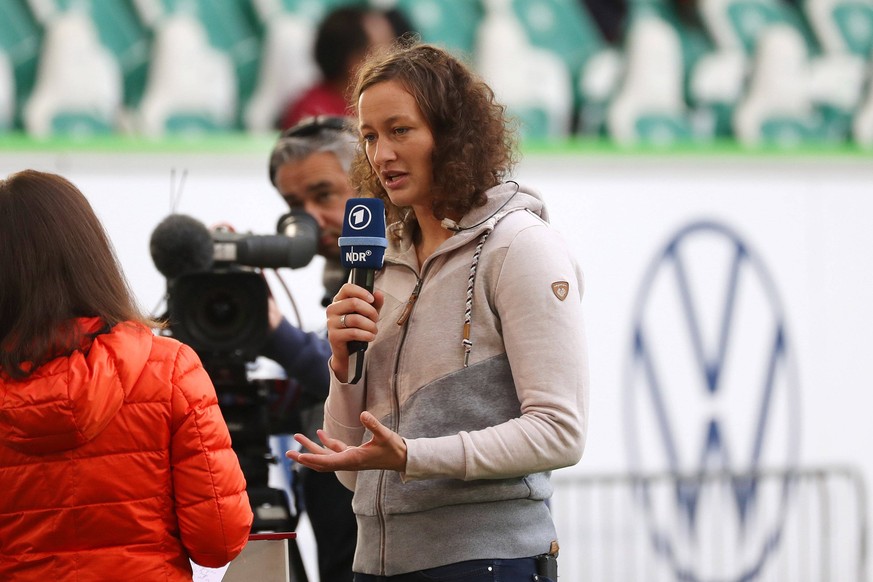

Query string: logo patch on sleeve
[551,281,570,301]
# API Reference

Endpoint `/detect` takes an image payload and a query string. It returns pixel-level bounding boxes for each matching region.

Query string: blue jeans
[353,556,555,582]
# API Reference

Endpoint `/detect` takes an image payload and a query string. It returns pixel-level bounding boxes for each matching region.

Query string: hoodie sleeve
[403,218,589,481]
[168,344,253,567]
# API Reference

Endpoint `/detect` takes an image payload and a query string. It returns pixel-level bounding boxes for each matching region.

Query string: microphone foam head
[149,214,214,279]
[339,198,387,270]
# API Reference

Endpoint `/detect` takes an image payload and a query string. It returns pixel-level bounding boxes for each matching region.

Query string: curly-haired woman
[287,39,589,582]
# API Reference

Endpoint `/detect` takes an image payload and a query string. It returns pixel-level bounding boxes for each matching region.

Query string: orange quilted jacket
[0,318,253,580]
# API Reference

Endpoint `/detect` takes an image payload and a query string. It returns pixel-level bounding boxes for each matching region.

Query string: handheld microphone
[338,198,387,383]
[149,214,215,279]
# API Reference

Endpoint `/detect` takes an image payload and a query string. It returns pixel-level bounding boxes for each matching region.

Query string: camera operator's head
[269,116,358,261]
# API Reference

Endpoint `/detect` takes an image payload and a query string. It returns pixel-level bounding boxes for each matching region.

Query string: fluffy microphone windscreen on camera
[149,214,215,279]
[338,198,387,270]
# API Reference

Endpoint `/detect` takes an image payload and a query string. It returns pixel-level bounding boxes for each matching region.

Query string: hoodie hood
[385,181,549,263]
[382,182,552,366]
[461,181,549,229]
[0,318,152,455]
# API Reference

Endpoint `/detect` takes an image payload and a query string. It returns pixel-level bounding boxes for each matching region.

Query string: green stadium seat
[50,111,113,136]
[391,0,484,57]
[0,51,13,131]
[733,23,828,146]
[244,0,320,132]
[690,0,804,137]
[759,116,828,144]
[136,12,237,136]
[55,0,151,117]
[276,0,364,25]
[831,1,873,55]
[135,0,263,130]
[511,0,604,72]
[854,83,873,147]
[510,0,623,135]
[804,0,873,141]
[608,15,698,146]
[23,9,122,138]
[476,0,574,140]
[0,0,42,131]
[606,3,706,140]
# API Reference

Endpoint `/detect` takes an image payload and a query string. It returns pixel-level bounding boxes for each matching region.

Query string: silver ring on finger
[340,314,348,328]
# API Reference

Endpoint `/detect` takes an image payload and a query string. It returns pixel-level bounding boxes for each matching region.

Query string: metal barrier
[222,532,298,582]
[550,467,868,582]
[192,532,298,582]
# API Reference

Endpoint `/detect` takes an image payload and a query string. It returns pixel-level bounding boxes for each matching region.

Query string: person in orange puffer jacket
[0,169,253,580]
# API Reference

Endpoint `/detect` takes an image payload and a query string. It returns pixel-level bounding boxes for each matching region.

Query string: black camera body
[168,268,270,370]
[150,209,319,533]
[156,210,319,370]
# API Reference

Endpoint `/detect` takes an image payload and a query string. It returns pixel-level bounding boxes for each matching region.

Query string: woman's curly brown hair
[349,38,519,235]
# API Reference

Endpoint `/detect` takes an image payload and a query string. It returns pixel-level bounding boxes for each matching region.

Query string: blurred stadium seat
[733,23,825,146]
[855,81,873,147]
[690,0,803,138]
[0,0,41,131]
[805,0,873,56]
[136,9,237,137]
[276,0,360,24]
[475,0,574,140]
[0,50,13,131]
[607,13,696,146]
[507,0,620,136]
[805,0,873,140]
[24,8,122,138]
[182,0,262,126]
[388,0,484,57]
[244,0,319,133]
[698,0,793,53]
[58,0,152,132]
[12,0,151,136]
[0,0,870,147]
[134,0,262,136]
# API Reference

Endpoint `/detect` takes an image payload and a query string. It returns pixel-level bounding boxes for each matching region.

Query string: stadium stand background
[1,0,871,148]
[3,4,873,581]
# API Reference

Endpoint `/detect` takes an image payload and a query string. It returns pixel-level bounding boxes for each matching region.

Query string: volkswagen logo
[624,220,801,581]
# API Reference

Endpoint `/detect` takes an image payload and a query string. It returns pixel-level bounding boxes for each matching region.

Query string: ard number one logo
[349,205,373,230]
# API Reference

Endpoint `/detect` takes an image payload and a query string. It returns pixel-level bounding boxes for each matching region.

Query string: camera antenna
[169,167,188,213]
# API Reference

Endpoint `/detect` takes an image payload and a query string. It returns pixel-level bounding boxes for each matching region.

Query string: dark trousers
[353,556,554,582]
[300,467,357,582]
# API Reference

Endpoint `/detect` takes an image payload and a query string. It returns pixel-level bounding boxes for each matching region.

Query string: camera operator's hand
[325,282,384,382]
[268,296,284,332]
[286,411,408,473]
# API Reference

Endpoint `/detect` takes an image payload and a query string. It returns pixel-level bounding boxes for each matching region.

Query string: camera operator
[263,115,358,582]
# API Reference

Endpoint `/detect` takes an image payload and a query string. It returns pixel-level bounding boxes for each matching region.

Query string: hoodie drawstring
[463,230,491,367]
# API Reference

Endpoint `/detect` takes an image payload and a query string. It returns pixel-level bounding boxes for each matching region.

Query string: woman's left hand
[286,411,408,473]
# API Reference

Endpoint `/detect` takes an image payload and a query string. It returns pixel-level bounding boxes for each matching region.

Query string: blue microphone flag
[339,198,387,269]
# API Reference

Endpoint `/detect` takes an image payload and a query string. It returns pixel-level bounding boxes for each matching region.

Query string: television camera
[149,209,319,534]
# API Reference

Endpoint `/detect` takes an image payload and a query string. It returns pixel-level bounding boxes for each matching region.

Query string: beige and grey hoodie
[323,182,589,576]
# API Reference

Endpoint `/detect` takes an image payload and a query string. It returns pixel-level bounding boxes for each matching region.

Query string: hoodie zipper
[377,265,422,574]
[395,277,423,326]
[374,217,497,572]
[373,187,525,573]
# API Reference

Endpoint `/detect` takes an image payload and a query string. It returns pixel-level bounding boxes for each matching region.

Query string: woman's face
[358,80,435,211]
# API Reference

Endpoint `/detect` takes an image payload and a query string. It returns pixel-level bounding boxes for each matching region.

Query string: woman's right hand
[325,283,384,381]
